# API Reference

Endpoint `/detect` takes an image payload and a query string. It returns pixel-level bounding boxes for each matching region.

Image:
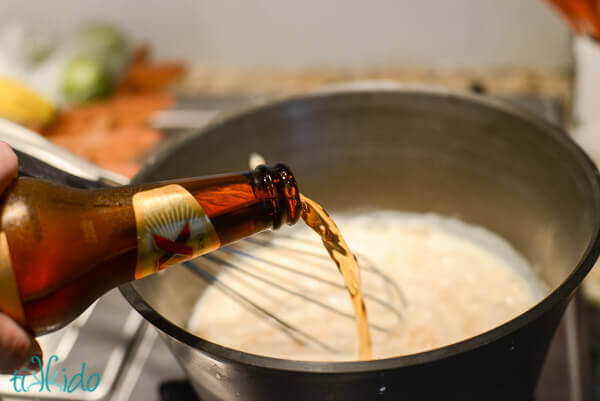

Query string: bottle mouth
[253,163,301,229]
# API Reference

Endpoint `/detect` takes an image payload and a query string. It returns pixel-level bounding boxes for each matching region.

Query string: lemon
[0,76,56,125]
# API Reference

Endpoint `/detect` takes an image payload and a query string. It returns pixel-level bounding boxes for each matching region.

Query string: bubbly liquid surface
[188,211,546,361]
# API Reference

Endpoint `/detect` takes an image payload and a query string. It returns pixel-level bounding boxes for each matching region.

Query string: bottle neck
[251,163,301,230]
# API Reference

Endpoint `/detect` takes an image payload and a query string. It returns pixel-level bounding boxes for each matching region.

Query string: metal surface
[0,119,129,186]
[0,87,595,401]
[151,110,219,130]
[122,86,600,401]
[122,296,592,401]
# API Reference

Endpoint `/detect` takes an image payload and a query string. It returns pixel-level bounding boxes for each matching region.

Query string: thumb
[0,313,39,374]
[0,142,17,194]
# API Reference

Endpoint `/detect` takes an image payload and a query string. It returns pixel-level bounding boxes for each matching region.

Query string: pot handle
[0,118,130,189]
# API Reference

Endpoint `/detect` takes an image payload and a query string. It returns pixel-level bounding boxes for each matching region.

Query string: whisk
[184,230,406,354]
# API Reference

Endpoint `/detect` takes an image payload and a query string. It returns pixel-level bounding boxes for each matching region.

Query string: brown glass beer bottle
[0,164,301,335]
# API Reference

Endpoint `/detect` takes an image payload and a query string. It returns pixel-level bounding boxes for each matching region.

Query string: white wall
[0,0,571,70]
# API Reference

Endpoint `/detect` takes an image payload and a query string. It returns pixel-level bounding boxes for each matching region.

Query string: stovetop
[1,89,597,401]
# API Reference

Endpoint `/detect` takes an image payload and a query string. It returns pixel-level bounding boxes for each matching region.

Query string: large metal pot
[117,85,600,401]
[4,84,599,401]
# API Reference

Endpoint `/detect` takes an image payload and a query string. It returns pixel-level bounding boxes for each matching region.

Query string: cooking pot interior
[130,90,599,341]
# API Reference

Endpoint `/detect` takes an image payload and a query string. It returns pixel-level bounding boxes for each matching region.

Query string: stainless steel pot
[4,84,598,401]
[116,85,600,401]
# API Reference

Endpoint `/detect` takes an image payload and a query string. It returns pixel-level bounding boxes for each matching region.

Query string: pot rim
[120,82,600,374]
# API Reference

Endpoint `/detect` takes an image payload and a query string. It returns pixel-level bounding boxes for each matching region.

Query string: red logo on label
[153,222,193,267]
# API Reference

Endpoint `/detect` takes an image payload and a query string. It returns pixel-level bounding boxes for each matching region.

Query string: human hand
[0,142,42,374]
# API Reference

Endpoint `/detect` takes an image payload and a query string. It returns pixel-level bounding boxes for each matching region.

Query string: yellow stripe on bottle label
[0,232,25,324]
[132,184,221,280]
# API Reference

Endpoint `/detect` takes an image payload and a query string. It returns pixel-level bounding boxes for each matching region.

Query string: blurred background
[0,0,572,70]
[0,0,579,178]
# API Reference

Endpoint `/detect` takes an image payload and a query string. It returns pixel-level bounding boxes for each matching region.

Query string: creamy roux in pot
[188,212,546,361]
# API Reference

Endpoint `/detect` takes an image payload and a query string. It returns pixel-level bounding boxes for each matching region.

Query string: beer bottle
[0,164,301,335]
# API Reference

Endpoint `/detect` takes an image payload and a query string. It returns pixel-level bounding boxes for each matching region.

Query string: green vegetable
[76,22,130,77]
[62,55,112,104]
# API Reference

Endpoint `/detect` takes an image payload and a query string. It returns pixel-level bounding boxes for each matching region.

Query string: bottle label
[132,184,221,280]
[0,232,25,324]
